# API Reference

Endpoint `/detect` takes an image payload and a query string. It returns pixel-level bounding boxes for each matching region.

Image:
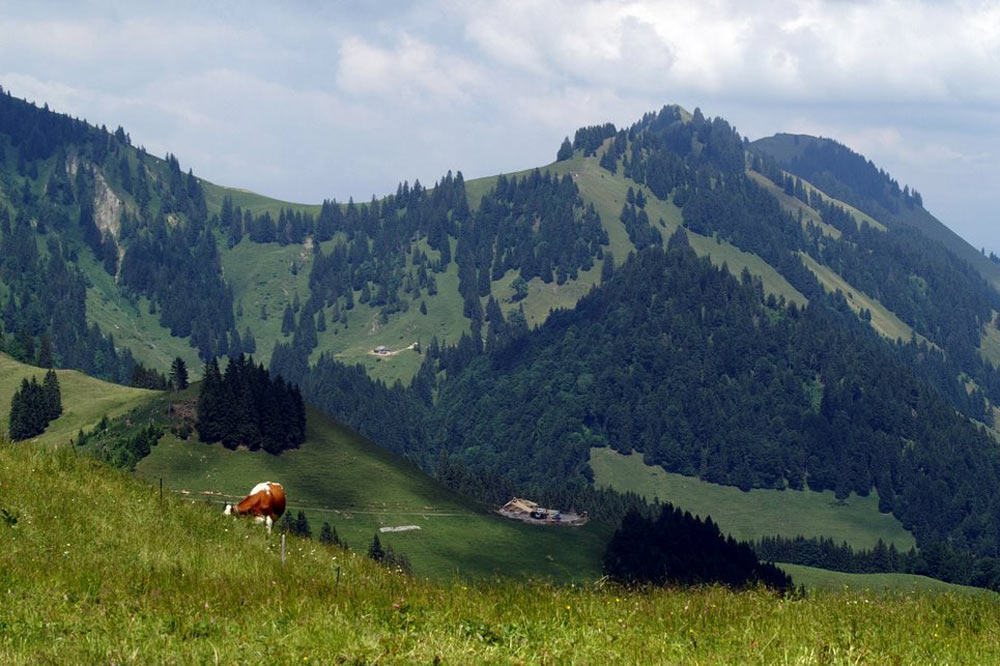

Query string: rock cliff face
[67,154,131,277]
[92,169,124,238]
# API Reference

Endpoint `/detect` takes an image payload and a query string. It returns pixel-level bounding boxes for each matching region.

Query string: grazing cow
[223,481,286,533]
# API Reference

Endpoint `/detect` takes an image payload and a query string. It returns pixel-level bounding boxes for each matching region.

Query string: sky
[3,0,999,250]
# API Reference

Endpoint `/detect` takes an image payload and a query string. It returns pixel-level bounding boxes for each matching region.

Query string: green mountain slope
[9,89,1000,594]
[136,404,610,581]
[590,447,915,550]
[0,352,153,446]
[752,133,1000,290]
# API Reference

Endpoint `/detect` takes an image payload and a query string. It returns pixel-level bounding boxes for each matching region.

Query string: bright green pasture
[136,405,609,581]
[590,447,916,551]
[0,353,154,446]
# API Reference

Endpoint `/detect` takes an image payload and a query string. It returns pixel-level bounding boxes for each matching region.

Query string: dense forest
[604,504,792,591]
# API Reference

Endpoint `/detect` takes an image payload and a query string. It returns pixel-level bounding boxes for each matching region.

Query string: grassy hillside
[82,139,815,385]
[590,447,916,551]
[778,563,990,595]
[79,250,204,378]
[223,235,469,383]
[799,252,934,347]
[469,150,808,319]
[136,405,610,581]
[201,178,321,218]
[752,133,1000,291]
[0,353,154,446]
[3,442,998,663]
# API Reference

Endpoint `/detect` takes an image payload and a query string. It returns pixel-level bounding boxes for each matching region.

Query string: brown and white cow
[223,481,286,533]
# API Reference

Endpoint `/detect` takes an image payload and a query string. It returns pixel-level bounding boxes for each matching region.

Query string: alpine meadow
[5,63,1000,663]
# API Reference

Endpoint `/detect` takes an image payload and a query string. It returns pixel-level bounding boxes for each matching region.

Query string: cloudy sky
[3,1,999,249]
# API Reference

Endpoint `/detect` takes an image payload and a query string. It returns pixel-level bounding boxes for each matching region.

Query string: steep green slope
[752,133,1000,291]
[0,353,154,446]
[3,442,996,663]
[136,405,610,581]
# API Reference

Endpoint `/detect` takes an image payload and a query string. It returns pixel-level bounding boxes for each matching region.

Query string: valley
[4,89,1000,600]
[136,405,610,581]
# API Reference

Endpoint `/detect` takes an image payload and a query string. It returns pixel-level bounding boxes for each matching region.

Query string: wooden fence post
[281,533,286,566]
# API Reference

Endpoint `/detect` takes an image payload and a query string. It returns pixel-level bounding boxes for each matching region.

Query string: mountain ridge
[7,89,1000,590]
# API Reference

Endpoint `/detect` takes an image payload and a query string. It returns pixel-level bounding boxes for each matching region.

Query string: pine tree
[37,333,53,368]
[557,137,573,161]
[601,251,616,283]
[195,358,224,442]
[368,533,385,562]
[295,510,311,538]
[319,521,336,545]
[243,326,257,354]
[170,357,189,391]
[281,304,295,336]
[42,369,61,421]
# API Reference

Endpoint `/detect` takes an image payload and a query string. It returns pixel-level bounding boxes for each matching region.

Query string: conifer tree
[243,326,257,354]
[281,304,295,336]
[42,369,61,421]
[557,136,573,161]
[295,510,311,538]
[37,333,53,368]
[368,533,385,562]
[170,357,189,391]
[319,521,337,545]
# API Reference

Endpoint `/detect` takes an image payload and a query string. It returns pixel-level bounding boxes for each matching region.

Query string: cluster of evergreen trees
[266,167,606,367]
[367,533,413,574]
[604,505,792,591]
[7,370,61,440]
[754,535,912,576]
[196,354,306,453]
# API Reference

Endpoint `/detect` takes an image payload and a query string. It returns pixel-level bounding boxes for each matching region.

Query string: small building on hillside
[497,497,588,526]
[374,345,390,355]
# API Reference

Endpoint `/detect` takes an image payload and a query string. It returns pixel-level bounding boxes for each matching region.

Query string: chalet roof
[501,497,538,513]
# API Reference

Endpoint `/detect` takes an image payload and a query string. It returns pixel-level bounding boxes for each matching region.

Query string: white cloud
[336,33,486,106]
[455,0,1000,105]
[2,1,1000,246]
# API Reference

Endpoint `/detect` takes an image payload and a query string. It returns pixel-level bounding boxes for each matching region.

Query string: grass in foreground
[3,442,999,664]
[590,447,915,551]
